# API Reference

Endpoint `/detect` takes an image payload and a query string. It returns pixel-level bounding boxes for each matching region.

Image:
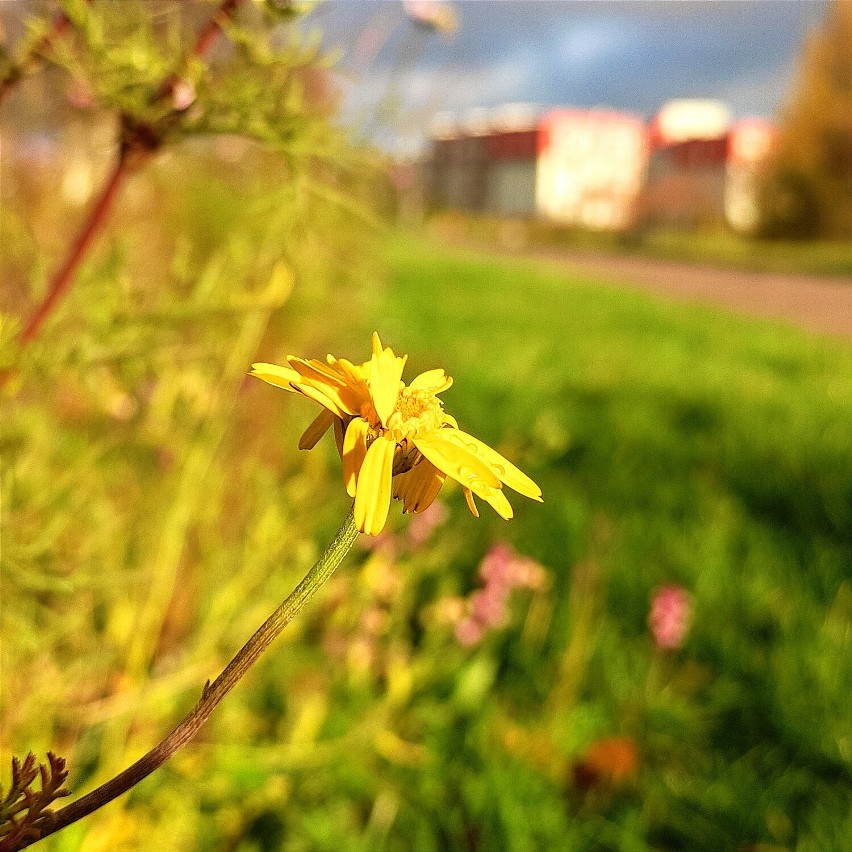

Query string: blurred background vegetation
[1,2,851,851]
[758,1,852,239]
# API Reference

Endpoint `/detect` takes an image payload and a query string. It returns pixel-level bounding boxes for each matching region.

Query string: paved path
[522,246,852,341]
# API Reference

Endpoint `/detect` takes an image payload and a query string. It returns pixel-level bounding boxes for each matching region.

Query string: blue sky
[307,0,828,150]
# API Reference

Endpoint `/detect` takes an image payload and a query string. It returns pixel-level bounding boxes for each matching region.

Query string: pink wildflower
[480,542,546,590]
[649,585,692,649]
[469,587,508,629]
[454,617,485,647]
[442,542,548,647]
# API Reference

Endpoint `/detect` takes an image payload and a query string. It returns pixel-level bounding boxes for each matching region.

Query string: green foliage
[3,2,851,849]
[5,199,852,847]
[761,0,852,238]
[1,1,381,849]
[352,234,851,850]
[5,189,852,848]
[39,0,349,163]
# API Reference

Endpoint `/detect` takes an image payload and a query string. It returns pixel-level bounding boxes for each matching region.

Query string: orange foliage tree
[761,0,852,238]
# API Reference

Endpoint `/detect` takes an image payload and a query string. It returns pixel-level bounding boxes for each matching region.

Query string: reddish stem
[19,154,129,346]
[13,0,243,351]
[154,0,240,102]
[193,0,240,61]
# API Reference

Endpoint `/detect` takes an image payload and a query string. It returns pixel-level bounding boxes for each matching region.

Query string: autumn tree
[760,0,852,238]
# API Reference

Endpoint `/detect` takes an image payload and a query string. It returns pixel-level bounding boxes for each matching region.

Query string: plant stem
[17,507,359,850]
[192,0,241,62]
[153,0,241,102]
[13,0,244,352]
[19,152,130,346]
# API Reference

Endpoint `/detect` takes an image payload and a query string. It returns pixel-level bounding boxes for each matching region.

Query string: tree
[760,0,852,238]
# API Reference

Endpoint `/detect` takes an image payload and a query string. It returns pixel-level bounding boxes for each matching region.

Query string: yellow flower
[251,333,542,535]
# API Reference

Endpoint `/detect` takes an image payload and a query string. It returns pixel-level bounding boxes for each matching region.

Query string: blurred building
[641,101,777,232]
[424,104,646,230]
[536,109,647,230]
[641,99,733,229]
[425,104,540,215]
[423,99,777,235]
[725,119,778,233]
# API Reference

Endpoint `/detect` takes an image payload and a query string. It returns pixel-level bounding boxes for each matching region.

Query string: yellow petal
[328,356,370,388]
[412,430,501,499]
[371,331,384,357]
[435,428,542,501]
[463,487,479,518]
[462,485,512,520]
[354,434,396,535]
[299,409,336,450]
[290,380,347,419]
[369,333,406,427]
[287,356,365,416]
[409,368,453,394]
[414,431,518,521]
[291,357,360,394]
[294,356,344,382]
[250,362,301,391]
[481,487,513,520]
[393,459,446,513]
[342,417,369,497]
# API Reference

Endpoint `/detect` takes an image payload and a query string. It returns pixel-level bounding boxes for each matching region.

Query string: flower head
[649,585,692,650]
[251,333,542,535]
[452,542,547,646]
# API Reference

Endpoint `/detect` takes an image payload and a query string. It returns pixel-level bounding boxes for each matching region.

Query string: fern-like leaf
[0,752,70,851]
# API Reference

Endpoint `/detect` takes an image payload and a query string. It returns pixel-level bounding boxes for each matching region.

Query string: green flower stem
[19,507,359,850]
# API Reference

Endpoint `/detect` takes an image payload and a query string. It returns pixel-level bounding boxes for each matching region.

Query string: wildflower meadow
[2,3,850,851]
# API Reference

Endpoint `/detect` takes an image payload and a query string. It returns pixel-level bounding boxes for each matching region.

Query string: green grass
[343,232,852,850]
[7,224,852,851]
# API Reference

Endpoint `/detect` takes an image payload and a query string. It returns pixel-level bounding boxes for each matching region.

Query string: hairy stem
[153,0,241,102]
[16,507,359,850]
[19,152,130,346]
[12,0,244,352]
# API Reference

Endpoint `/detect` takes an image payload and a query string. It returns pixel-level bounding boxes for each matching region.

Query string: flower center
[386,387,444,441]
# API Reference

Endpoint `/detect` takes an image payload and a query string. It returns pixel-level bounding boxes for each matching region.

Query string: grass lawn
[345,232,852,850]
[6,226,850,852]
